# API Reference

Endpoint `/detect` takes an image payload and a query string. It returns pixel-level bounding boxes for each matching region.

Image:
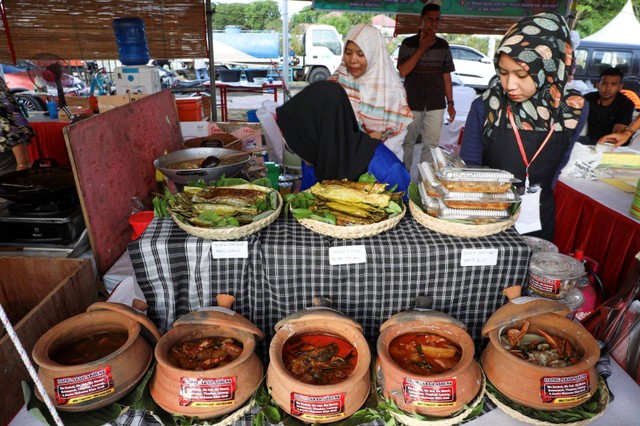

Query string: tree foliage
[574,0,639,37]
[211,1,281,30]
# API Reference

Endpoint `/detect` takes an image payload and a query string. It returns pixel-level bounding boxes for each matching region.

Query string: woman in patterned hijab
[330,24,413,160]
[483,12,583,137]
[460,12,586,241]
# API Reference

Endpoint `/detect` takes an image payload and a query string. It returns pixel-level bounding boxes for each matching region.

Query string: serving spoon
[200,148,270,168]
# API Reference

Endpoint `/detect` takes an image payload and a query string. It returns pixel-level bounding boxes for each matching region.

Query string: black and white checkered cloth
[128,215,531,357]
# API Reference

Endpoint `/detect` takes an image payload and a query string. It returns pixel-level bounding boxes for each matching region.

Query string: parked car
[449,44,497,91]
[1,63,89,111]
[391,44,497,91]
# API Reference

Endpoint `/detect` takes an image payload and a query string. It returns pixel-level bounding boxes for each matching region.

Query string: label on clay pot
[179,376,236,407]
[54,366,115,405]
[540,372,591,404]
[290,392,346,420]
[401,378,457,406]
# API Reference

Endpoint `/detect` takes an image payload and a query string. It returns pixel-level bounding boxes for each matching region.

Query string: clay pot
[376,308,482,417]
[32,302,159,412]
[267,306,371,423]
[150,295,264,419]
[481,287,600,411]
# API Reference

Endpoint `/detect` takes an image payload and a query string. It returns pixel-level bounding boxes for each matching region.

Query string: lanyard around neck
[507,105,555,188]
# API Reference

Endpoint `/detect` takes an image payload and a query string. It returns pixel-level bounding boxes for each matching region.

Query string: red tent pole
[0,0,17,64]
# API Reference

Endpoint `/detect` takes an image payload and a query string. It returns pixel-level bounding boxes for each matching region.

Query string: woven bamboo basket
[170,192,282,240]
[408,199,519,238]
[295,203,406,239]
[386,372,486,426]
[484,376,609,426]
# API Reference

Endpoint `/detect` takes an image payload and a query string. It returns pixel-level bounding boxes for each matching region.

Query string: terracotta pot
[31,306,155,412]
[267,307,371,423]
[481,288,600,411]
[150,295,264,419]
[376,310,482,417]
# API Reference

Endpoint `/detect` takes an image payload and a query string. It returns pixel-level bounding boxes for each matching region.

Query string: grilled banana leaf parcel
[309,183,391,208]
[192,187,267,207]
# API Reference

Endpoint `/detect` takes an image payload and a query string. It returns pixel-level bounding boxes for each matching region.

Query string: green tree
[575,0,640,38]
[211,3,247,30]
[246,1,282,31]
[211,1,281,30]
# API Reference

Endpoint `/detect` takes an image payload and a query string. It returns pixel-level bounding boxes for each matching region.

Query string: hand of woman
[597,132,630,149]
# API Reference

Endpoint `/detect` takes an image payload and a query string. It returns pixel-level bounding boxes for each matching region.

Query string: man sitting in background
[582,67,635,146]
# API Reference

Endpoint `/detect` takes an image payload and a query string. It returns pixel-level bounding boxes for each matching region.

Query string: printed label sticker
[179,376,236,407]
[540,372,591,404]
[402,378,457,407]
[54,366,115,405]
[290,392,346,421]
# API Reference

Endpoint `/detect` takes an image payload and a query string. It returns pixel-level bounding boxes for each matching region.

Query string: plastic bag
[256,100,284,164]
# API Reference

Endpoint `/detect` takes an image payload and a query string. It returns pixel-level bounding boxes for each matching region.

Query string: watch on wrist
[447,100,454,106]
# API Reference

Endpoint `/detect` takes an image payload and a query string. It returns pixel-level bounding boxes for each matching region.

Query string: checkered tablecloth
[128,215,531,355]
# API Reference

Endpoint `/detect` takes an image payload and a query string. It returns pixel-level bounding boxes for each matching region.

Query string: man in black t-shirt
[582,67,635,146]
[398,2,456,169]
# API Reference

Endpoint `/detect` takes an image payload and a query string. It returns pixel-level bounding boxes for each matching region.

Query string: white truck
[211,24,344,82]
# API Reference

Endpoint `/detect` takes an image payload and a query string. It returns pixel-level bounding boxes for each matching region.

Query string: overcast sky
[214,0,310,17]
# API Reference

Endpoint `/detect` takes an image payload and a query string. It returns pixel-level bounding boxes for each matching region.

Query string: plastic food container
[521,236,559,253]
[439,188,519,210]
[528,252,585,299]
[437,167,517,193]
[422,195,511,222]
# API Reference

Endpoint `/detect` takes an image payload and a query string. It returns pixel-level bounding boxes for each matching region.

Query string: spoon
[199,148,270,168]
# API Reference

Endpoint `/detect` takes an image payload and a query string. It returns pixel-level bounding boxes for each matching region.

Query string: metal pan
[154,147,251,185]
[0,163,76,204]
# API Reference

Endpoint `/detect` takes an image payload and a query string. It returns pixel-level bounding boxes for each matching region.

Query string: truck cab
[299,24,344,82]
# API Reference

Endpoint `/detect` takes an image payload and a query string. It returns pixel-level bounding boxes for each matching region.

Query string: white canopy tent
[583,0,640,44]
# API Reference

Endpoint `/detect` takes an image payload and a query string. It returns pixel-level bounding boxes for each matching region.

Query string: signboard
[312,0,571,18]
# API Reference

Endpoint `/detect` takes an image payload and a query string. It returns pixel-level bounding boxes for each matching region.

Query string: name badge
[460,248,498,266]
[329,245,367,265]
[211,241,249,259]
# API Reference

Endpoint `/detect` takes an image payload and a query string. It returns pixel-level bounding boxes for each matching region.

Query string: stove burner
[7,192,80,218]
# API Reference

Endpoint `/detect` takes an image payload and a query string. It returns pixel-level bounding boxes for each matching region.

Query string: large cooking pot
[154,148,250,185]
[0,160,76,204]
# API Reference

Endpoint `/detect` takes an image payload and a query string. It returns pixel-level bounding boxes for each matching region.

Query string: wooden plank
[0,257,97,425]
[64,90,183,275]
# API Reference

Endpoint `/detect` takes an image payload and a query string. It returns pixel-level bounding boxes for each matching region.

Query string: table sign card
[211,241,249,259]
[329,245,367,265]
[460,249,498,267]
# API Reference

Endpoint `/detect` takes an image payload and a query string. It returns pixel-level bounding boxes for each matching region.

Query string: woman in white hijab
[330,24,414,160]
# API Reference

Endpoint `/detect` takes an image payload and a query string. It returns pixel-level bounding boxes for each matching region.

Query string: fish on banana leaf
[324,201,387,222]
[192,187,267,207]
[192,203,259,216]
[332,212,378,225]
[321,180,388,194]
[309,183,391,208]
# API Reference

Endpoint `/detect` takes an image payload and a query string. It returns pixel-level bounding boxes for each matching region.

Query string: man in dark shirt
[398,2,456,169]
[582,67,635,146]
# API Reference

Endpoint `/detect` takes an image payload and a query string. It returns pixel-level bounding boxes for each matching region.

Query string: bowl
[150,295,264,419]
[266,306,371,423]
[376,308,482,417]
[481,292,600,411]
[31,303,158,412]
[252,77,269,85]
[154,147,250,185]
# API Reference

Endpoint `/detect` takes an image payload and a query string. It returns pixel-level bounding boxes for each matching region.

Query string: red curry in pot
[282,333,358,385]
